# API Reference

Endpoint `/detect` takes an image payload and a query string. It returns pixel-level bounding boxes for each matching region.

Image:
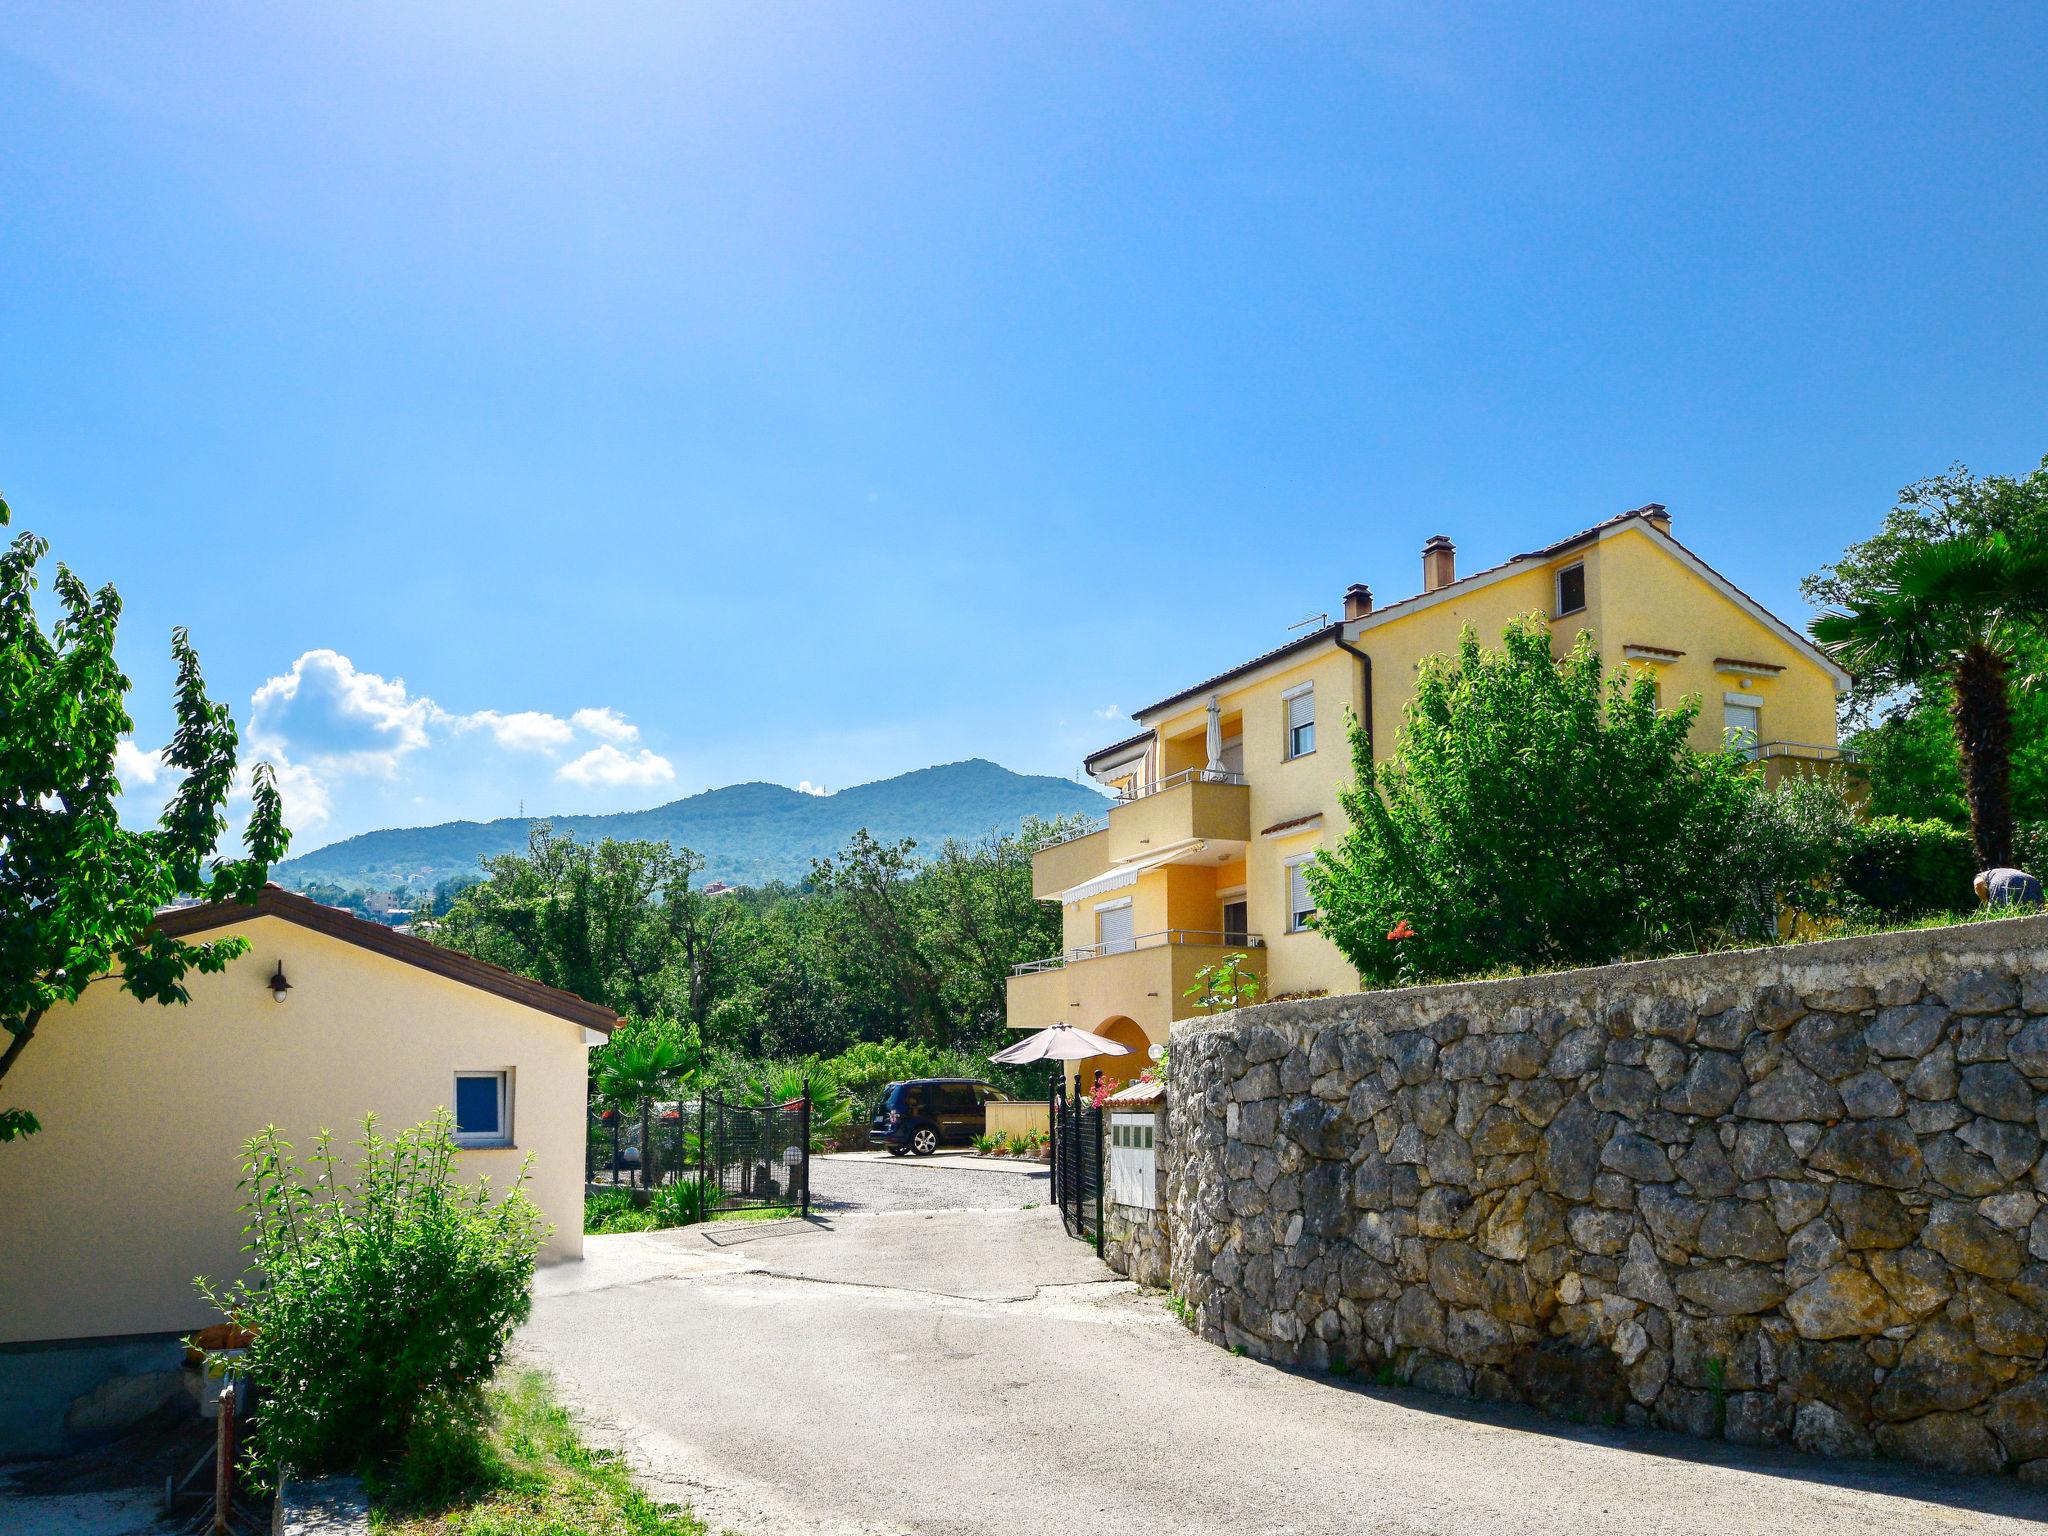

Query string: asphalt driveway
[522,1163,2042,1536]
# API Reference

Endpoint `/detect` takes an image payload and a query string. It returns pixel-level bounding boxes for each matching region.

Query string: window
[1286,857,1316,933]
[1724,698,1761,760]
[453,1071,511,1147]
[1284,683,1315,759]
[1096,899,1135,954]
[1555,562,1586,616]
[939,1083,976,1113]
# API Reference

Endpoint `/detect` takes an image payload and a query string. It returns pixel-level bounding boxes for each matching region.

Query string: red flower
[1386,919,1416,942]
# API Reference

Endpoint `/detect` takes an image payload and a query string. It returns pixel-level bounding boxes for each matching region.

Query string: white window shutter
[1287,687,1315,731]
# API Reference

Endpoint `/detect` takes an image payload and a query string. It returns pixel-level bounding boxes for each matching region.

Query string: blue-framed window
[454,1071,511,1147]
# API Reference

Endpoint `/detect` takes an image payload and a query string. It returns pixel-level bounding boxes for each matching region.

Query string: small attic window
[1555,563,1586,617]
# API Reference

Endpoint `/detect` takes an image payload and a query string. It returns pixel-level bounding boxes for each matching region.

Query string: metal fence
[1049,1080,1103,1256]
[586,1092,811,1218]
[699,1090,810,1215]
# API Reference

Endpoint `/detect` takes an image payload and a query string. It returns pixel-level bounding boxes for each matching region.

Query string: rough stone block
[1924,1201,2024,1280]
[1838,1069,1904,1120]
[1960,1061,2036,1124]
[1875,1412,2004,1475]
[1867,1003,1947,1059]
[1866,1248,1953,1318]
[1941,970,2022,1016]
[1793,1401,1875,1459]
[1806,1120,1924,1190]
[1736,1063,1844,1123]
[1601,1132,1676,1183]
[1784,1266,1891,1339]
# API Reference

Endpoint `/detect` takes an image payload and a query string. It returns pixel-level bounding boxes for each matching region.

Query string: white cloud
[114,737,163,787]
[1093,705,1123,719]
[250,649,434,774]
[571,707,639,743]
[794,779,830,796]
[461,709,575,752]
[232,649,670,842]
[258,758,333,833]
[556,745,677,789]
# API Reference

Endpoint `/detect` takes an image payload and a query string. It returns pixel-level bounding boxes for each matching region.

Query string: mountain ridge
[272,758,1109,893]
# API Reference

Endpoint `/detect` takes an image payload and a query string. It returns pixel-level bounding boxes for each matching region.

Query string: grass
[707,1204,797,1222]
[1370,903,2040,994]
[367,1371,705,1536]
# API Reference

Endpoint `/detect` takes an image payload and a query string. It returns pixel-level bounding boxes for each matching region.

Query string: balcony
[1030,769,1253,896]
[1006,930,1265,1042]
[1744,740,1869,796]
[1032,823,1112,899]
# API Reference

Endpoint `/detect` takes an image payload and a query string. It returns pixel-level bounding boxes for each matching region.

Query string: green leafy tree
[1309,617,1760,985]
[0,494,287,1141]
[1803,459,2048,842]
[434,826,747,1029]
[1811,532,2048,868]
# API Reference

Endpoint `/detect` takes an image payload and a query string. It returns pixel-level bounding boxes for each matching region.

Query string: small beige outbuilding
[0,886,616,1454]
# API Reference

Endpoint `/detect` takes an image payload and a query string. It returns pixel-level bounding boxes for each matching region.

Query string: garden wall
[1165,916,2048,1479]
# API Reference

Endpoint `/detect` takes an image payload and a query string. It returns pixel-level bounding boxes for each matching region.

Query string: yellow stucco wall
[1026,517,1845,1043]
[1593,526,1841,752]
[983,1100,1049,1139]
[0,916,594,1345]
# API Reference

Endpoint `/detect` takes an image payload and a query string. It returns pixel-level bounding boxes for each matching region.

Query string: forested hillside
[273,758,1108,892]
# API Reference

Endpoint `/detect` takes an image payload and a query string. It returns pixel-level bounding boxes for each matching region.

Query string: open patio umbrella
[988,1022,1134,1065]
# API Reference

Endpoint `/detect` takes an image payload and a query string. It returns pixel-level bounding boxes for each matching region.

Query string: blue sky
[4,3,2045,852]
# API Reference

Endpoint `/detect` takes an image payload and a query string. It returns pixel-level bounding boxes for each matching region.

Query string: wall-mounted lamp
[268,963,292,1003]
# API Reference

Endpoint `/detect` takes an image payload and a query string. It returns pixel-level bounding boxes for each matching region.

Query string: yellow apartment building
[1007,506,1852,1083]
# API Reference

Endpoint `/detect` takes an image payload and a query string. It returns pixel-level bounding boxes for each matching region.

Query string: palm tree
[1812,532,2048,868]
[592,1032,696,1187]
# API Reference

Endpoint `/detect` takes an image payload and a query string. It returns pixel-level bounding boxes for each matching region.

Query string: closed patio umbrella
[988,1023,1135,1065]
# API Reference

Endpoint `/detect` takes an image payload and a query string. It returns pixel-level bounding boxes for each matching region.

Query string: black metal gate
[697,1090,811,1217]
[1049,1080,1103,1255]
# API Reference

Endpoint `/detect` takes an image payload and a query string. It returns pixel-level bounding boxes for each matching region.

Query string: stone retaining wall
[1166,916,2048,1479]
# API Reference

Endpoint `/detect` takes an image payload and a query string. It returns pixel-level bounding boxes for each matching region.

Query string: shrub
[1841,816,1977,919]
[197,1112,546,1477]
[584,1188,655,1234]
[650,1176,721,1226]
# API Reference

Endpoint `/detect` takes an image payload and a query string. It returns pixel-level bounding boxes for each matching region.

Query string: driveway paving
[522,1161,2042,1536]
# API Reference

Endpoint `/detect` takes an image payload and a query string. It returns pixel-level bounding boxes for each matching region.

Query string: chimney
[1639,503,1671,534]
[1422,535,1456,593]
[1343,583,1374,621]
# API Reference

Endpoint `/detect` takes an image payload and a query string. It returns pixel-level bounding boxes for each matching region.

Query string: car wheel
[910,1126,939,1157]
[887,1144,911,1157]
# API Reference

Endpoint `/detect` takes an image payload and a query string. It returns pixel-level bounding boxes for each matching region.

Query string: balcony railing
[1114,767,1248,803]
[1011,929,1266,975]
[1041,815,1110,849]
[1727,739,1866,765]
[1757,740,1863,763]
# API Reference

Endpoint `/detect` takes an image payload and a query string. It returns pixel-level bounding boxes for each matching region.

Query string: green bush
[1841,816,1977,919]
[1312,618,1767,984]
[198,1112,545,1478]
[650,1176,721,1226]
[584,1188,655,1234]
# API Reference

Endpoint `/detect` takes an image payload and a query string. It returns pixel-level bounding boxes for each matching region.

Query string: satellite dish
[1147,1043,1165,1062]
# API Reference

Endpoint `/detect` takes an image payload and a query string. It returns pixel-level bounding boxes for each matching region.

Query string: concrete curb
[274,1475,368,1535]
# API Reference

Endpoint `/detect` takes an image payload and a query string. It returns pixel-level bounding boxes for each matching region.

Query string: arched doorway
[1072,1015,1151,1099]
